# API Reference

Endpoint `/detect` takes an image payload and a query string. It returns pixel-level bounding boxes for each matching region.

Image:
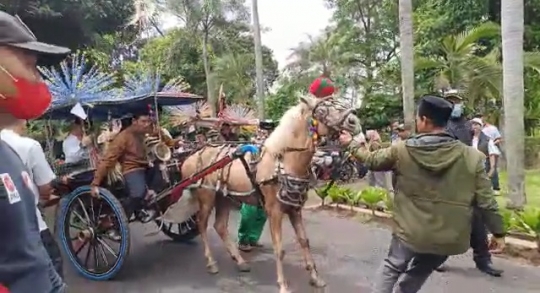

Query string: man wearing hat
[339,95,505,293]
[438,92,504,276]
[0,11,70,293]
[219,122,239,142]
[444,90,472,145]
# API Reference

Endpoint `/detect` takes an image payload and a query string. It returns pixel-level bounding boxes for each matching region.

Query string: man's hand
[90,185,100,198]
[487,170,494,178]
[339,131,353,146]
[60,175,71,184]
[488,236,506,254]
[81,135,93,147]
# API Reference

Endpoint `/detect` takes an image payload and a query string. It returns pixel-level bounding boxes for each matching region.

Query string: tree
[251,0,265,119]
[502,0,526,208]
[213,53,254,104]
[415,23,503,107]
[398,0,415,128]
[1,0,136,51]
[165,0,249,116]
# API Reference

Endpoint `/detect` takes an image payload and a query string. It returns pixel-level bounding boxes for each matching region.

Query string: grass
[498,170,540,208]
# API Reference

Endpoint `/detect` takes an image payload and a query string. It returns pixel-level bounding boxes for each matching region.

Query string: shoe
[476,262,503,277]
[435,264,447,272]
[250,242,264,248]
[136,209,157,223]
[106,230,122,241]
[238,243,252,252]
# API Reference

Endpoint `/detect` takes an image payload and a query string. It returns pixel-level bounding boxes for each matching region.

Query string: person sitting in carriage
[62,118,93,163]
[90,110,162,222]
[219,122,239,141]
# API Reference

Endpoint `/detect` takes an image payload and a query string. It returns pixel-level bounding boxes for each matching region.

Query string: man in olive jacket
[340,95,505,293]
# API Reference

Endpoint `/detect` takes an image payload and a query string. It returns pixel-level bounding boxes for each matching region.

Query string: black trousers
[470,208,491,264]
[41,229,64,278]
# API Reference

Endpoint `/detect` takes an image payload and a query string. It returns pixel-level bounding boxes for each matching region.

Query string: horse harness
[188,98,352,208]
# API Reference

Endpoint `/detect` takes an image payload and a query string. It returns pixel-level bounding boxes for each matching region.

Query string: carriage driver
[90,110,177,220]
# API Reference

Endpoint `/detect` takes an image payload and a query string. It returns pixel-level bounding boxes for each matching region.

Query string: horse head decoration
[178,76,361,293]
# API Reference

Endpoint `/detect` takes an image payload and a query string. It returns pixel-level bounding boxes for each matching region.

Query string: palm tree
[131,0,248,116]
[415,23,502,108]
[501,0,526,208]
[213,53,253,104]
[286,30,340,77]
[398,0,415,128]
[251,0,265,119]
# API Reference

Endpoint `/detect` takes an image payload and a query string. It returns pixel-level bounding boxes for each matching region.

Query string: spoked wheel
[56,186,130,281]
[155,214,199,242]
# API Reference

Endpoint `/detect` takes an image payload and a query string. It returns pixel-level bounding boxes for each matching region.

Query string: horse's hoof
[309,277,327,288]
[278,287,292,293]
[237,262,251,272]
[207,263,219,274]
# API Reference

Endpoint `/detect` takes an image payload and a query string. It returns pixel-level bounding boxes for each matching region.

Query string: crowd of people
[0,10,507,293]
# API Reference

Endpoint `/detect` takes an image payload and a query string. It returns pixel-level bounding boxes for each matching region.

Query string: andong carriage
[39,56,260,281]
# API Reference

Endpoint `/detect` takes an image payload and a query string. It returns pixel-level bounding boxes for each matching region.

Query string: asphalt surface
[59,209,540,293]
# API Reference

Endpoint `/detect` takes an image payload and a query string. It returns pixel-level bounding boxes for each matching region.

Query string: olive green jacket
[350,133,504,255]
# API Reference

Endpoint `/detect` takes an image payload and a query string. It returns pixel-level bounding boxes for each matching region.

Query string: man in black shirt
[437,91,503,277]
[0,11,70,292]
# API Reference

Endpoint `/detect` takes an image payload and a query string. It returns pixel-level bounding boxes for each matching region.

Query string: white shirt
[63,134,88,163]
[1,129,56,231]
[482,124,502,140]
[472,136,500,156]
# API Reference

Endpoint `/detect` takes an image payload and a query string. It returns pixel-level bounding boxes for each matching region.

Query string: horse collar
[308,117,320,145]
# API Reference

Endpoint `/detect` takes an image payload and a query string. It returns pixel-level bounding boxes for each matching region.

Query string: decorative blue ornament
[39,53,120,109]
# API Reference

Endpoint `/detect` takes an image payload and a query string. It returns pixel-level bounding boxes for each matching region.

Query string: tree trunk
[251,0,265,120]
[202,33,215,116]
[398,0,415,129]
[501,0,526,208]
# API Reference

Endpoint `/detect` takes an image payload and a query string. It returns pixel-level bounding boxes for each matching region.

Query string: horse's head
[300,95,361,136]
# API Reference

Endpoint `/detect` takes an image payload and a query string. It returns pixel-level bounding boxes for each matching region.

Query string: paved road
[60,210,540,293]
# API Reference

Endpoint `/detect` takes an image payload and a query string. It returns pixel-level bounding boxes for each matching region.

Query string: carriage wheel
[57,186,130,281]
[155,214,199,242]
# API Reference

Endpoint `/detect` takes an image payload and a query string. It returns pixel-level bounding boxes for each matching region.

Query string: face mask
[0,67,52,119]
[451,103,463,118]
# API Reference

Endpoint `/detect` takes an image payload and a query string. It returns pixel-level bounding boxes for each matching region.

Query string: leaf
[360,187,385,207]
[515,207,540,236]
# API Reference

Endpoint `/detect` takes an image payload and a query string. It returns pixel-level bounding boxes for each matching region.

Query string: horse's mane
[264,101,309,154]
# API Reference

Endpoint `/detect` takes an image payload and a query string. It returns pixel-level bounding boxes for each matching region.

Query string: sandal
[238,243,253,252]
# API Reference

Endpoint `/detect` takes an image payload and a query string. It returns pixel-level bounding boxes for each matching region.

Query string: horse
[180,94,361,293]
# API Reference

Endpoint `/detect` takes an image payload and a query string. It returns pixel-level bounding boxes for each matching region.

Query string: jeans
[485,159,500,191]
[123,169,149,215]
[373,235,448,293]
[470,208,491,264]
[41,229,63,278]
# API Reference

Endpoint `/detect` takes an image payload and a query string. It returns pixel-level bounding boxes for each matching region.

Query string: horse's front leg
[288,208,326,288]
[267,204,289,293]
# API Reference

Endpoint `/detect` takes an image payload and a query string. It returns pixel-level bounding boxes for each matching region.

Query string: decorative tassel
[308,118,320,145]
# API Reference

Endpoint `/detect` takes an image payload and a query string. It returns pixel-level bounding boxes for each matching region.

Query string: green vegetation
[499,170,540,208]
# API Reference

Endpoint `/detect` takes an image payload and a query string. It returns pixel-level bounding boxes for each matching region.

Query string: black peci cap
[0,11,70,55]
[418,95,453,122]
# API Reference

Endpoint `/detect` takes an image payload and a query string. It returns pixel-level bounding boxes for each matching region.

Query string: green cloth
[238,203,267,244]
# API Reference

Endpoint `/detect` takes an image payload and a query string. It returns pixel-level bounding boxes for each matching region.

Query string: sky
[162,0,333,69]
